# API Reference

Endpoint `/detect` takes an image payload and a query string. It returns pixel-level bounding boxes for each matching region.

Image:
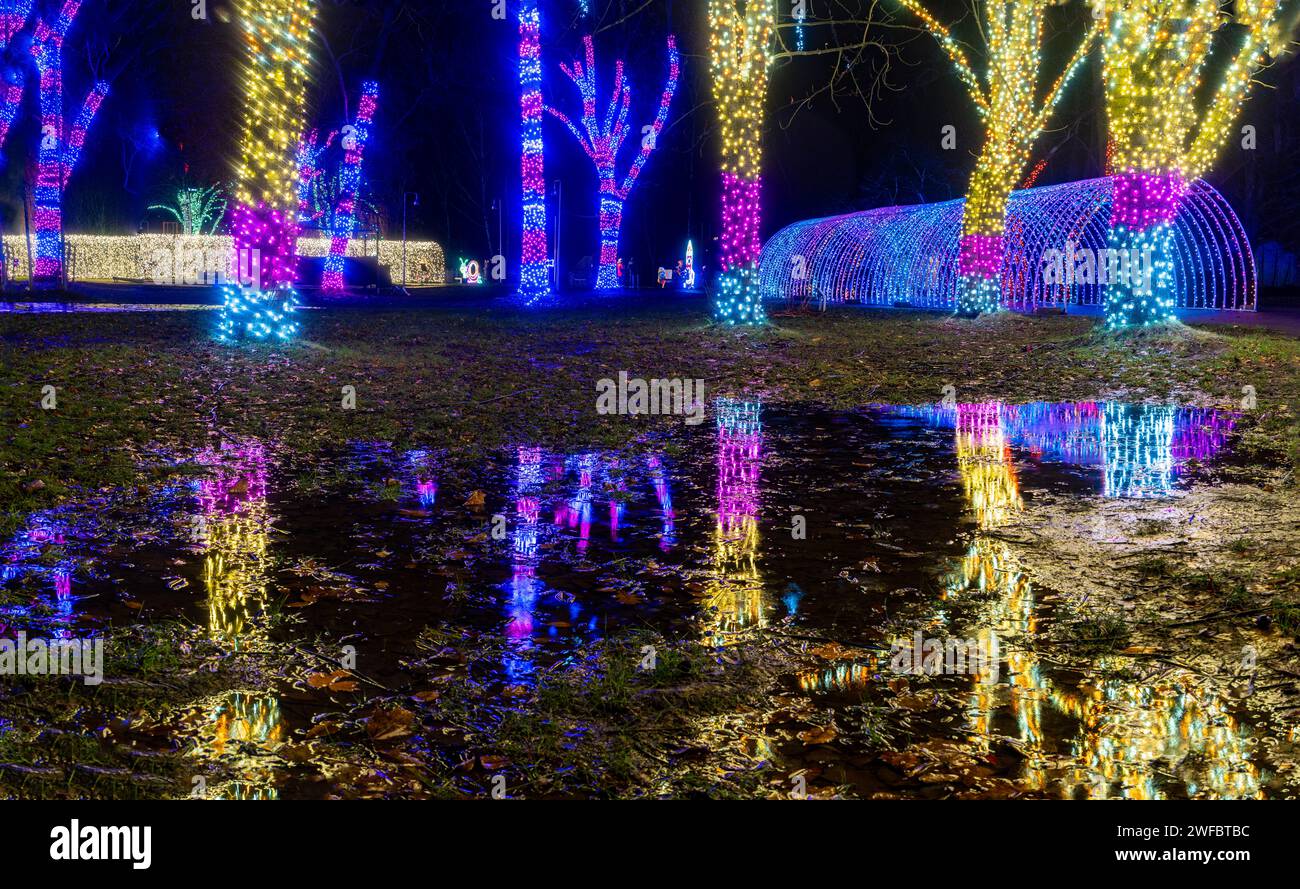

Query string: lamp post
[491,197,504,278]
[402,190,419,287]
[552,179,562,291]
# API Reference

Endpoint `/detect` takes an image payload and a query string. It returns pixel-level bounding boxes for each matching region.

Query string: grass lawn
[2,299,1299,799]
[3,300,1296,537]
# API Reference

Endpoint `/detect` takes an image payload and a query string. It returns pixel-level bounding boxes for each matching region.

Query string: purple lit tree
[27,0,108,284]
[546,33,679,290]
[321,80,377,291]
[0,1,33,150]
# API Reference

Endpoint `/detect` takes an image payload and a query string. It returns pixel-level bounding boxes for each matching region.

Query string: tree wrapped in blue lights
[517,0,550,301]
[546,34,679,290]
[0,0,33,151]
[27,0,108,285]
[322,80,377,291]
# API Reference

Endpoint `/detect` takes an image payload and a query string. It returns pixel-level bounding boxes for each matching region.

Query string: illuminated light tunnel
[756,176,1256,312]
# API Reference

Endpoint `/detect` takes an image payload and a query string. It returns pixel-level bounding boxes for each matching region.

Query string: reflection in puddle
[196,441,273,645]
[926,401,1257,799]
[189,441,284,798]
[2,514,82,638]
[898,400,1237,499]
[1,398,1272,799]
[703,397,768,646]
[199,691,285,800]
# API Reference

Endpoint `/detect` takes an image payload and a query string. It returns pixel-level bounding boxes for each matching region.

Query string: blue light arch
[756,176,1256,312]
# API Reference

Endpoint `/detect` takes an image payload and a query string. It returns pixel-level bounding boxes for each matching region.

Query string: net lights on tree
[894,0,1097,316]
[1100,0,1297,329]
[547,34,679,290]
[708,0,776,325]
[322,80,377,291]
[233,0,316,213]
[217,202,301,341]
[518,0,551,302]
[221,0,317,342]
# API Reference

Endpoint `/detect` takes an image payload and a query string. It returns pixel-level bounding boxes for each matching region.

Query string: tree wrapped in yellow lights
[708,0,777,325]
[1100,0,1298,328]
[894,0,1097,316]
[218,0,318,342]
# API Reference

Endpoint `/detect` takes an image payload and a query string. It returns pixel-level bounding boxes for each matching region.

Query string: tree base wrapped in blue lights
[1103,222,1177,329]
[955,274,1001,318]
[216,203,302,343]
[714,268,765,326]
[216,283,301,343]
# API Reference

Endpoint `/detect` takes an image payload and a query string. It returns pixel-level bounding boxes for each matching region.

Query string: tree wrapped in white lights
[708,0,776,325]
[894,0,1096,316]
[547,34,679,290]
[1101,0,1298,328]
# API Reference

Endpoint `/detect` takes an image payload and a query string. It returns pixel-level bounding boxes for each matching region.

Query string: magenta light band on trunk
[958,232,1004,279]
[1110,170,1187,230]
[720,172,762,270]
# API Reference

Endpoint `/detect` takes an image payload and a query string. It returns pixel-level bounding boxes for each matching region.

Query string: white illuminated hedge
[1,233,446,287]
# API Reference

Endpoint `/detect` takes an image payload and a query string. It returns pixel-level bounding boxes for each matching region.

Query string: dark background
[1,0,1296,284]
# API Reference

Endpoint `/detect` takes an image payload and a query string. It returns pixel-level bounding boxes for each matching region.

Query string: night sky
[2,0,1297,281]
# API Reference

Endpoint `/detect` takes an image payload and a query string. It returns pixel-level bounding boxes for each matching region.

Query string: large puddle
[4,398,1290,799]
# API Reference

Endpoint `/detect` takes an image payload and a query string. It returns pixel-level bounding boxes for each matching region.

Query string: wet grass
[3,303,1298,538]
[3,300,1300,798]
[0,619,318,799]
[401,627,789,799]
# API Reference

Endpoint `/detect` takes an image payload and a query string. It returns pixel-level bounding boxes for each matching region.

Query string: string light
[894,0,1096,316]
[518,0,551,302]
[708,0,776,324]
[0,0,32,150]
[322,80,377,291]
[222,0,317,341]
[2,232,444,284]
[148,186,227,236]
[757,175,1256,312]
[1101,0,1295,328]
[547,34,679,289]
[27,0,108,284]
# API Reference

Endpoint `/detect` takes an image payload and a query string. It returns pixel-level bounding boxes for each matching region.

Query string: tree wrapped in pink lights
[1101,0,1299,328]
[27,0,108,285]
[517,0,550,301]
[0,0,33,151]
[546,34,679,290]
